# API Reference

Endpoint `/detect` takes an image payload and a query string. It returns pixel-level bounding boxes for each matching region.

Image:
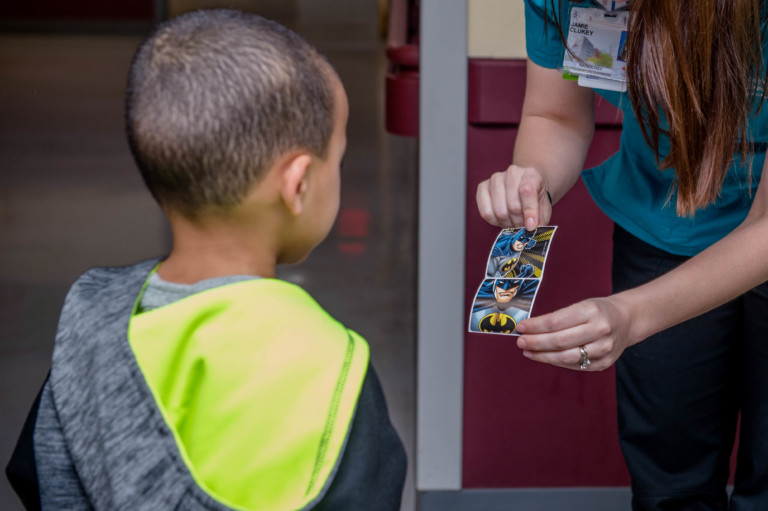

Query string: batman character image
[469,278,539,335]
[486,228,537,279]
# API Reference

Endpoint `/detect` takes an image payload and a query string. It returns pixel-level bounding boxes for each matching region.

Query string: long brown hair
[550,0,766,216]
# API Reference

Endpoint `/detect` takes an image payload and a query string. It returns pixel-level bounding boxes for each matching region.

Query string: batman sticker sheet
[470,226,557,336]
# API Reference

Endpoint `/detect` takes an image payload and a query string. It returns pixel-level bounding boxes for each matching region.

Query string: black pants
[612,225,768,511]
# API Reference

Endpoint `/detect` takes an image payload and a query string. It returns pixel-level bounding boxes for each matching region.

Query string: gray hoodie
[6,259,406,511]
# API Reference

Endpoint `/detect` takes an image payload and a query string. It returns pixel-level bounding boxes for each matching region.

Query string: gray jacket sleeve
[34,379,93,511]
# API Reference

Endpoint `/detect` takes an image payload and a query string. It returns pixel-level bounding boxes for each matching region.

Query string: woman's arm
[516,157,768,370]
[476,59,595,230]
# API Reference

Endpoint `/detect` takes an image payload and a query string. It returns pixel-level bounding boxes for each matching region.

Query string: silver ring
[579,346,591,370]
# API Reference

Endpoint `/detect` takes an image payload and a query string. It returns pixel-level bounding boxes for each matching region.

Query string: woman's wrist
[613,287,659,348]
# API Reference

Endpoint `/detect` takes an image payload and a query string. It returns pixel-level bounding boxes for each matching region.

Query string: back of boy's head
[126,9,335,218]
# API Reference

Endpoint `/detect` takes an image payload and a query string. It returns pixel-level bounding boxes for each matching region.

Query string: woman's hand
[476,165,552,230]
[514,294,637,371]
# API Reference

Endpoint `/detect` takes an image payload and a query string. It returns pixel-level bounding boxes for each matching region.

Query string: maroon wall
[463,58,630,487]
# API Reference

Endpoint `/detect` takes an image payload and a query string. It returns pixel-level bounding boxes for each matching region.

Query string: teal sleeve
[524,0,568,69]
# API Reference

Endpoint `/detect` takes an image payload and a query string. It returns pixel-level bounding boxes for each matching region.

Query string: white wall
[468,0,527,59]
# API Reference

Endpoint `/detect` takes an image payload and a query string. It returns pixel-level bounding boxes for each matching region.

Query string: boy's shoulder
[66,258,161,308]
[54,259,161,350]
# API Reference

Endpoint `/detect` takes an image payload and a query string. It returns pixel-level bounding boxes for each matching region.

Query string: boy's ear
[279,153,313,217]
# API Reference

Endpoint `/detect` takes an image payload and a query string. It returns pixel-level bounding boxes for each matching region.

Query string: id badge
[561,6,630,92]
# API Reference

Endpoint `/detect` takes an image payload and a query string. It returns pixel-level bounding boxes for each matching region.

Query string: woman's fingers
[476,165,548,228]
[518,322,614,372]
[521,340,610,371]
[516,169,545,230]
[517,320,600,352]
[516,301,597,341]
[476,179,500,226]
[490,171,518,227]
[515,297,632,371]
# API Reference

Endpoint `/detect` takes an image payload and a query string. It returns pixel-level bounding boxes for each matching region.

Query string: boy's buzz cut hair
[126,9,335,217]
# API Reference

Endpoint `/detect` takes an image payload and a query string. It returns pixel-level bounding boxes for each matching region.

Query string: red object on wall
[386,44,419,137]
[384,0,419,137]
[463,58,630,487]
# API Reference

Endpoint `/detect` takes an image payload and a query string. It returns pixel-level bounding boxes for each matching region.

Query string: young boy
[6,9,406,511]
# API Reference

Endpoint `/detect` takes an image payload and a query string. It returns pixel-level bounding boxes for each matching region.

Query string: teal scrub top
[524,0,768,256]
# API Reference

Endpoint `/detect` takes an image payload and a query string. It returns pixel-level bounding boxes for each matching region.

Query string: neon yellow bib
[128,278,369,511]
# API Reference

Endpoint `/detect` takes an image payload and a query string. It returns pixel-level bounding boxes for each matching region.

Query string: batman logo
[501,259,515,274]
[479,313,516,334]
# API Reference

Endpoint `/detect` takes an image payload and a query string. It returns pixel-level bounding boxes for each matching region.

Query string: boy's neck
[159,213,279,284]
